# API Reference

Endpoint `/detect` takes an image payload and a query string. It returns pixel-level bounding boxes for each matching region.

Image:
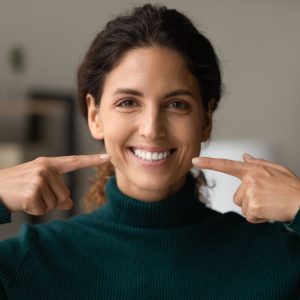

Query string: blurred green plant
[8,46,26,74]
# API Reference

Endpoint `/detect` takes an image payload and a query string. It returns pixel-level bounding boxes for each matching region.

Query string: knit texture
[0,201,10,225]
[0,174,300,299]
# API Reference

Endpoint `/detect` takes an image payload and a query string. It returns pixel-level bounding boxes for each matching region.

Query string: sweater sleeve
[0,223,34,299]
[0,201,11,225]
[284,208,300,236]
[0,283,7,300]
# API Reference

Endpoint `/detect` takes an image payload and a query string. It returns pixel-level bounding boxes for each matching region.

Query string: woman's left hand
[192,154,300,223]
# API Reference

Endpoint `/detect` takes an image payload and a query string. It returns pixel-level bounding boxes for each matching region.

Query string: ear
[201,100,214,142]
[86,94,104,140]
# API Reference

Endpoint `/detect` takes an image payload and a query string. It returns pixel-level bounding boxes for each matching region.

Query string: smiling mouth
[128,147,176,162]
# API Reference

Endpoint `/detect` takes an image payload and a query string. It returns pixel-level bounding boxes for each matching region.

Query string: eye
[167,100,190,110]
[117,99,138,108]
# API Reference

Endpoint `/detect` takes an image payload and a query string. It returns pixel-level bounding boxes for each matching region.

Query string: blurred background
[1,0,299,239]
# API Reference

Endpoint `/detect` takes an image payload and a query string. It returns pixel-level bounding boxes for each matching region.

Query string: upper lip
[129,145,175,152]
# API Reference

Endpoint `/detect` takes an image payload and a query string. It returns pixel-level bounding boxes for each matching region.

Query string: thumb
[243,153,256,162]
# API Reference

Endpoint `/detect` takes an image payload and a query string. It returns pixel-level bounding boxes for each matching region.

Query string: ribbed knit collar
[98,173,208,228]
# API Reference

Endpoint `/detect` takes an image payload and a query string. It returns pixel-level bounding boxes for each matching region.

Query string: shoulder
[201,208,288,242]
[203,208,300,255]
[0,212,94,258]
[0,212,95,285]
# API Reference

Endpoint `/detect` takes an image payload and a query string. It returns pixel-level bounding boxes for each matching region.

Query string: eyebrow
[112,88,196,99]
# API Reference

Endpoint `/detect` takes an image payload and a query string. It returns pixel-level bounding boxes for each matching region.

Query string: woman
[1,4,300,299]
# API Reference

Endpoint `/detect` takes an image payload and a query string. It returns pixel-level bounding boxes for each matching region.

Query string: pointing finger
[192,156,250,179]
[47,153,111,175]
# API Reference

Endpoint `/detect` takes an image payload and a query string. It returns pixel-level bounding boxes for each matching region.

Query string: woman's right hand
[0,154,110,215]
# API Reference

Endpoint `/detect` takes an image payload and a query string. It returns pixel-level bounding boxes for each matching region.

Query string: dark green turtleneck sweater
[1,174,300,299]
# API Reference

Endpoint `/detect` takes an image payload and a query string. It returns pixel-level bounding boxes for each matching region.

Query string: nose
[139,106,166,140]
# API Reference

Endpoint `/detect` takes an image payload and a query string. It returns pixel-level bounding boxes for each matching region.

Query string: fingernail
[99,153,110,160]
[192,157,201,164]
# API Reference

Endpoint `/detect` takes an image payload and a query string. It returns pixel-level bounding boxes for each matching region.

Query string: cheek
[104,139,124,169]
[101,121,129,164]
[101,114,125,143]
[174,118,203,151]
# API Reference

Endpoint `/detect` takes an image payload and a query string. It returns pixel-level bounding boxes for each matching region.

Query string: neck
[96,172,208,228]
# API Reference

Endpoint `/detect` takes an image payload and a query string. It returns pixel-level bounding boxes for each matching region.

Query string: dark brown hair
[77,4,223,211]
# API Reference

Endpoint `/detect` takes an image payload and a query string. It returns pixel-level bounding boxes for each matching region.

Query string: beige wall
[0,0,299,170]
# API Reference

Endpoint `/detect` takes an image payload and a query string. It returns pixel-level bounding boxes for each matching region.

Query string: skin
[0,47,299,222]
[87,46,212,202]
[192,154,300,223]
[0,154,110,215]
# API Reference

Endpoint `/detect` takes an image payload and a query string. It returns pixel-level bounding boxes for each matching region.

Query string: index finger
[192,156,250,179]
[47,154,111,174]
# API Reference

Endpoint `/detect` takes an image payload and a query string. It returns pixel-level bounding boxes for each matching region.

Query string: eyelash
[166,100,190,110]
[116,99,191,111]
[117,99,138,107]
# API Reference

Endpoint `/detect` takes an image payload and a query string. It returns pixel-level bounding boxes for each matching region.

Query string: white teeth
[152,152,158,160]
[132,148,171,161]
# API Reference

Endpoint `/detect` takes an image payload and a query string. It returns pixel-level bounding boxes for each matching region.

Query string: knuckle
[33,177,45,189]
[245,209,258,223]
[247,201,262,217]
[243,174,255,185]
[23,190,38,205]
[69,155,79,164]
[255,165,271,177]
[245,187,255,200]
[35,156,48,165]
[37,165,50,177]
[36,166,47,177]
[246,214,256,223]
[22,190,44,213]
[23,200,32,212]
[223,159,233,169]
[34,158,51,176]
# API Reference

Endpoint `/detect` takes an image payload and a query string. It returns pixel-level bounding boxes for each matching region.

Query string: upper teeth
[133,148,171,161]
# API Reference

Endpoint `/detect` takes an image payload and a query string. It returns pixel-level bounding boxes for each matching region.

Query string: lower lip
[127,148,175,167]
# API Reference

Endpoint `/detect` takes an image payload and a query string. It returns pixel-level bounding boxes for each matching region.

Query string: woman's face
[87,46,212,201]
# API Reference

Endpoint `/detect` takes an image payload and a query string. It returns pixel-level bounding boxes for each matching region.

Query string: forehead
[102,46,201,96]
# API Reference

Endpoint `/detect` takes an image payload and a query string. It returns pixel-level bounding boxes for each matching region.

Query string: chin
[134,174,165,187]
[132,173,184,193]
